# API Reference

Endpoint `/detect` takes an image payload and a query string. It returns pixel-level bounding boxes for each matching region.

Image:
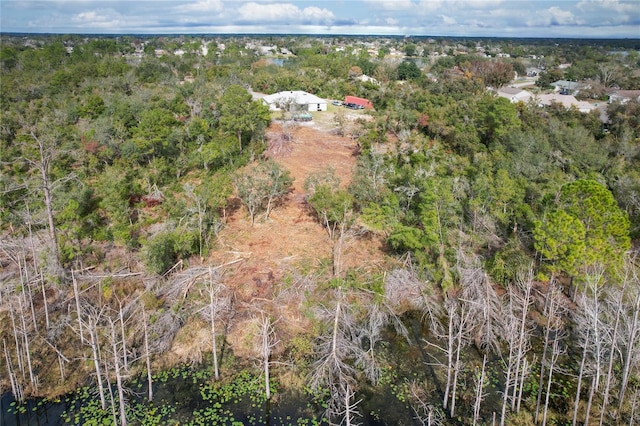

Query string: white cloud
[363,0,415,11]
[0,0,637,37]
[181,0,224,13]
[440,14,457,25]
[548,6,581,25]
[237,2,334,24]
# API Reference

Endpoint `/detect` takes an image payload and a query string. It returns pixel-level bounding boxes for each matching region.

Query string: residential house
[262,91,328,112]
[497,87,533,103]
[608,90,640,104]
[357,74,380,85]
[551,80,580,94]
[536,93,596,113]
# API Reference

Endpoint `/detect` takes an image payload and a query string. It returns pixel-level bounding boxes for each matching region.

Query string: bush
[144,232,178,275]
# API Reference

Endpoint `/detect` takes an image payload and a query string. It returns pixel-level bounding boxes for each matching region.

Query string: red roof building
[344,95,373,109]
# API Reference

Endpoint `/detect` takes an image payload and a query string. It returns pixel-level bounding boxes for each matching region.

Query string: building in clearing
[262,91,328,112]
[344,95,374,109]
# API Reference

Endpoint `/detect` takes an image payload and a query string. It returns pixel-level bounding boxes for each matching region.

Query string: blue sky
[1,1,639,38]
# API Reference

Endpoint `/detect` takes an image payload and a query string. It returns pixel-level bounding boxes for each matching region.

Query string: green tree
[130,108,180,163]
[219,85,271,151]
[534,179,631,293]
[233,160,293,224]
[533,209,586,279]
[305,169,356,277]
[536,68,564,89]
[477,96,521,145]
[397,61,422,81]
[404,43,417,57]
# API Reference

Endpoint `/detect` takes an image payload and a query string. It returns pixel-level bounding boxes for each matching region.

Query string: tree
[536,68,564,89]
[219,84,270,151]
[404,43,417,57]
[23,125,64,277]
[398,61,422,81]
[476,95,521,144]
[469,61,514,88]
[305,175,355,278]
[233,160,293,225]
[534,179,630,294]
[309,287,362,423]
[255,314,279,401]
[533,209,586,279]
[198,267,230,380]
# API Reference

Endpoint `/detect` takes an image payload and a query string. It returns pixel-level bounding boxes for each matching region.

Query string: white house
[497,87,533,103]
[608,90,640,104]
[535,93,596,113]
[262,91,328,112]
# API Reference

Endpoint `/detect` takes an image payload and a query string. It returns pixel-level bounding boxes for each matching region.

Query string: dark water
[0,314,447,425]
[0,393,71,426]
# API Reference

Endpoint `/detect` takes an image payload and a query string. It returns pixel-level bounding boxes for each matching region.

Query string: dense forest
[1,34,640,425]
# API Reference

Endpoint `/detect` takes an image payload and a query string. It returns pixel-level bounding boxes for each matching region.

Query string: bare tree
[140,306,153,402]
[541,292,567,426]
[424,296,471,418]
[617,255,640,414]
[107,315,128,426]
[406,380,446,426]
[3,338,23,403]
[574,268,606,426]
[254,313,279,401]
[309,287,362,422]
[196,267,231,380]
[512,269,535,414]
[22,123,64,276]
[472,354,488,426]
[599,284,625,426]
[457,248,504,354]
[80,302,108,411]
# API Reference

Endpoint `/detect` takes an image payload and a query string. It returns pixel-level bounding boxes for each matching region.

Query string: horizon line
[2,31,640,42]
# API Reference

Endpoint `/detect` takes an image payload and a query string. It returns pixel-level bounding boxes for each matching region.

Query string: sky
[1,0,639,38]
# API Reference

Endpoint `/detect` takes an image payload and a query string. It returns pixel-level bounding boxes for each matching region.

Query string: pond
[2,365,420,426]
[2,314,473,425]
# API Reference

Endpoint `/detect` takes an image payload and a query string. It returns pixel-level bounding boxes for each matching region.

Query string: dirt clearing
[208,119,388,302]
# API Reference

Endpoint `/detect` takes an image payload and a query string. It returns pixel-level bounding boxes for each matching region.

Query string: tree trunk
[32,131,62,275]
[599,288,623,426]
[40,271,50,330]
[118,300,128,372]
[619,287,640,413]
[18,296,37,391]
[443,311,454,411]
[89,324,107,410]
[110,321,128,426]
[473,354,487,426]
[209,272,220,380]
[535,305,552,423]
[73,271,85,344]
[8,305,24,380]
[4,339,23,403]
[450,323,463,418]
[572,329,589,426]
[542,337,561,426]
[142,309,153,402]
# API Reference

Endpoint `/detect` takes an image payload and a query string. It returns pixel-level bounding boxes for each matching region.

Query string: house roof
[535,93,596,112]
[262,91,327,107]
[551,80,579,90]
[496,87,533,103]
[609,90,640,101]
